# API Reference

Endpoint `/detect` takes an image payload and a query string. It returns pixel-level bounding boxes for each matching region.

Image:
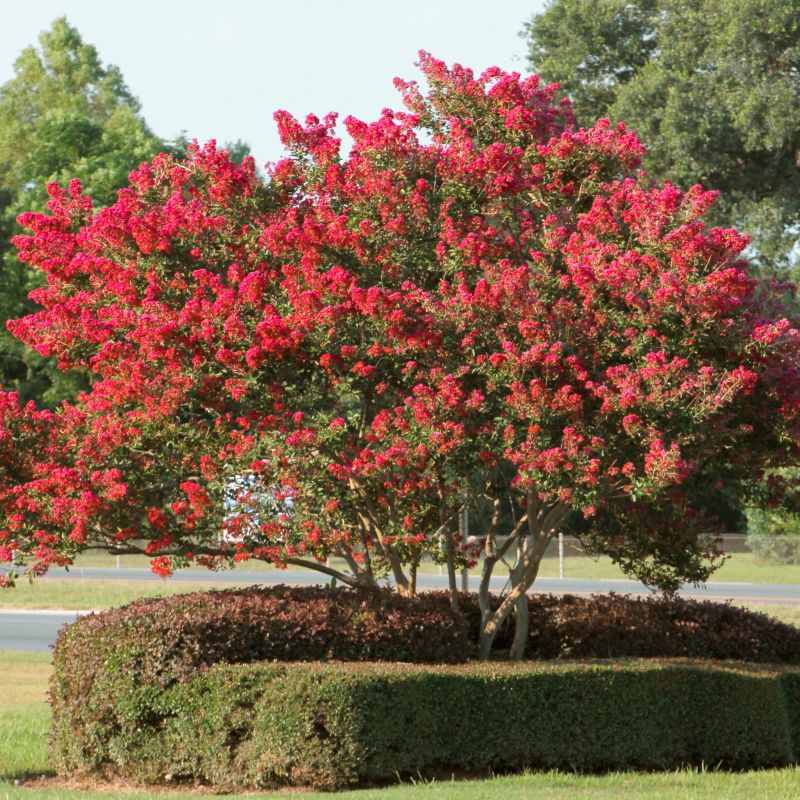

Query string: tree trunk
[394,574,415,598]
[510,591,529,660]
[478,581,527,659]
[478,499,568,660]
[445,525,459,612]
[477,555,496,635]
[440,485,459,613]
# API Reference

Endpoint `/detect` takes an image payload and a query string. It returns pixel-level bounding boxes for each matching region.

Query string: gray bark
[478,497,569,660]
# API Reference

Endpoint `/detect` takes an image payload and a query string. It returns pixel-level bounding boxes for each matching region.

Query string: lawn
[2,576,800,629]
[2,650,800,800]
[3,770,800,799]
[534,551,800,584]
[65,548,800,584]
[0,578,240,610]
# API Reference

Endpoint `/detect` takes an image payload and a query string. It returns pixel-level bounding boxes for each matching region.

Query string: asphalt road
[29,565,800,603]
[2,568,799,652]
[1,610,79,651]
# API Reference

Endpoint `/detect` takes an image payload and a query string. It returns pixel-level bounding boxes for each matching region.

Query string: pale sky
[2,0,548,166]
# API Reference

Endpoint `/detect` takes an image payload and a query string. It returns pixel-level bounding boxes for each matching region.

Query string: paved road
[1,610,79,651]
[2,567,799,652]
[25,565,800,603]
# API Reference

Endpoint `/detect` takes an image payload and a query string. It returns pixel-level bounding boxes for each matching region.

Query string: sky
[2,0,548,167]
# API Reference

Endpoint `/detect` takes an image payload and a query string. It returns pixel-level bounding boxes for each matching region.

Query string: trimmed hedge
[449,592,800,663]
[52,585,469,687]
[49,586,800,789]
[49,585,468,775]
[51,659,800,790]
[53,587,800,697]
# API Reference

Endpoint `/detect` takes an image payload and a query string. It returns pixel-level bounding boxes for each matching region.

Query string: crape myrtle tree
[2,55,800,658]
[0,17,249,407]
[0,18,166,407]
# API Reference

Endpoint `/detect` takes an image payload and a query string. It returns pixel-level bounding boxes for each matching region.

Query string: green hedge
[51,659,800,790]
[783,672,800,757]
[448,592,800,662]
[48,588,800,790]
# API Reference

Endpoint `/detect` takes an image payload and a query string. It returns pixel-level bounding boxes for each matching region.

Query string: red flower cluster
[2,53,799,602]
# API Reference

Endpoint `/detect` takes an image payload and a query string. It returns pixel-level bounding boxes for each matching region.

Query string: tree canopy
[0,17,165,406]
[2,55,800,657]
[522,0,800,278]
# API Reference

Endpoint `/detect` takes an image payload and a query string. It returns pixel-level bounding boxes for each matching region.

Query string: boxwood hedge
[48,586,800,790]
[51,659,800,790]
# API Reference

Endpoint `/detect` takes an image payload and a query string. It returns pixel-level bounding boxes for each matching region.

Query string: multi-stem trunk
[438,477,460,613]
[350,481,415,597]
[478,496,568,660]
[444,520,459,612]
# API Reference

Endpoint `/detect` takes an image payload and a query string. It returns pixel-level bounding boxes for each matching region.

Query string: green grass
[533,551,800,584]
[3,651,800,799]
[2,769,800,799]
[0,578,243,610]
[66,548,800,583]
[0,651,52,782]
[1,573,799,616]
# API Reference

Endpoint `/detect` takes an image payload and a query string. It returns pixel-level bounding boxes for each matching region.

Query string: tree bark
[444,519,459,612]
[478,498,568,660]
[477,553,496,643]
[510,591,530,660]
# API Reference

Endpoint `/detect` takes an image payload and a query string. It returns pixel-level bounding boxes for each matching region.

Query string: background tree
[3,56,800,659]
[522,0,800,278]
[0,17,166,406]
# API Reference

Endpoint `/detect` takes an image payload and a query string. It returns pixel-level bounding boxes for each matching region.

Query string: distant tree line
[523,0,800,281]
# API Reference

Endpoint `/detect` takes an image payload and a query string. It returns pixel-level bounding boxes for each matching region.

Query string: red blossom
[0,55,798,605]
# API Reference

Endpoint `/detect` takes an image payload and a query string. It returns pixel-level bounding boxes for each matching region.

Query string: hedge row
[51,659,800,790]
[53,587,800,698]
[52,585,469,690]
[452,592,800,663]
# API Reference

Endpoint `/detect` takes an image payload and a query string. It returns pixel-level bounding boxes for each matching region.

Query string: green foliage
[48,587,469,783]
[0,17,166,405]
[522,0,800,277]
[783,672,800,758]
[50,658,800,790]
[748,531,800,565]
[746,465,800,565]
[450,592,800,662]
[523,0,659,124]
[47,588,800,789]
[223,137,253,165]
[748,506,800,535]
